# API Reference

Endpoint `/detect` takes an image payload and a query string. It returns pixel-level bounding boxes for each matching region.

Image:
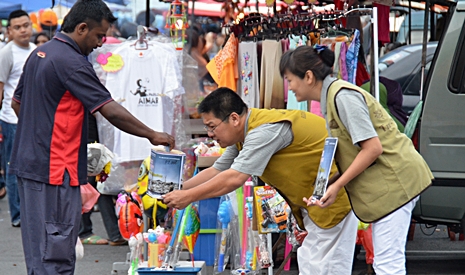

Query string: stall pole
[146,0,150,27]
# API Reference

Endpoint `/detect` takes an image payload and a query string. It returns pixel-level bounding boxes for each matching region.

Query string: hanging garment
[286,35,308,111]
[260,40,285,109]
[338,42,349,81]
[237,42,260,108]
[346,29,361,84]
[207,33,238,91]
[105,41,184,162]
[282,38,290,103]
[373,3,391,45]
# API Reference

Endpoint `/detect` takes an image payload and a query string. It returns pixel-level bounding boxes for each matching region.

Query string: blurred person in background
[0,9,36,228]
[33,32,50,46]
[10,0,174,273]
[188,27,215,92]
[39,9,58,39]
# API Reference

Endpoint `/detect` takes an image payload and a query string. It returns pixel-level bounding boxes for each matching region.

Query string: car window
[404,60,432,96]
[449,26,465,94]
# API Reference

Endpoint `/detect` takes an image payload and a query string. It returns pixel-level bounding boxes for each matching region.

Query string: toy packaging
[254,186,288,234]
[148,146,185,199]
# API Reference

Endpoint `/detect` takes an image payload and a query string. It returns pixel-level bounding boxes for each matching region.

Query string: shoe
[109,238,128,246]
[0,187,6,200]
[80,234,109,245]
[12,220,20,227]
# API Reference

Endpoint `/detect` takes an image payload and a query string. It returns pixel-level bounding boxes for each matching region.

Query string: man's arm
[98,101,175,150]
[0,82,4,106]
[11,100,20,117]
[163,168,250,209]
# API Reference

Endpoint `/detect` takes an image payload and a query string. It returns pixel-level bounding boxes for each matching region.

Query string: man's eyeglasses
[203,113,231,133]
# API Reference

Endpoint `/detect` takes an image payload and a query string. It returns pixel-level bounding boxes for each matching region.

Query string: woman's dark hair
[188,28,205,54]
[61,0,117,33]
[33,32,50,44]
[279,45,335,81]
[198,87,247,119]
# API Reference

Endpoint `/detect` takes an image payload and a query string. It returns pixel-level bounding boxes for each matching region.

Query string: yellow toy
[137,156,168,228]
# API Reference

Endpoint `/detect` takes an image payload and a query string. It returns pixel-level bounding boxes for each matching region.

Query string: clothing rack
[224,5,380,101]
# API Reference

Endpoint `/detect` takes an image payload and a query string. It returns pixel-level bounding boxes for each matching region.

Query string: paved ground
[1,194,465,274]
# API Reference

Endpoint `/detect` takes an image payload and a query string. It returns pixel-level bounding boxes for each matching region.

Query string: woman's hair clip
[313,44,328,54]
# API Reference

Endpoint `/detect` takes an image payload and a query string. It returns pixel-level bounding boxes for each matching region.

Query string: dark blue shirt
[10,32,113,186]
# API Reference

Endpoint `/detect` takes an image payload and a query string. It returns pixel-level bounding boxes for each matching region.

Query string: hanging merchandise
[206,33,238,91]
[216,198,233,273]
[230,183,262,275]
[165,0,189,50]
[237,42,260,108]
[116,191,144,240]
[254,185,288,234]
[89,28,193,195]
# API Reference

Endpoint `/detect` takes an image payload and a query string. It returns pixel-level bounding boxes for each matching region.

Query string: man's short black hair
[61,0,117,33]
[8,10,29,27]
[198,87,247,120]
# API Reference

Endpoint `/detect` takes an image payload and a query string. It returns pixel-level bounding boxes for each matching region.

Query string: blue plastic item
[193,197,221,266]
[137,267,202,274]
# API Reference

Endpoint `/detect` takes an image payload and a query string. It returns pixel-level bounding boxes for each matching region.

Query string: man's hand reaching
[149,131,175,151]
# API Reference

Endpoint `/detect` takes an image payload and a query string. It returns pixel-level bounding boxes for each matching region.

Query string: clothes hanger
[132,25,149,50]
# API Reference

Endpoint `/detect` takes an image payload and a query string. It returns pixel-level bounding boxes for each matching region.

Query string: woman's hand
[303,182,342,208]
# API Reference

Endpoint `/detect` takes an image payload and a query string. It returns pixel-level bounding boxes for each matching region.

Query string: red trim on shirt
[91,98,114,114]
[49,91,83,186]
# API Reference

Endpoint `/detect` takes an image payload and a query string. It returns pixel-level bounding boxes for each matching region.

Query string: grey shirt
[213,109,293,176]
[320,76,378,145]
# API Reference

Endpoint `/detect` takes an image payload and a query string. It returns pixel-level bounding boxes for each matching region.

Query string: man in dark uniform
[10,0,175,274]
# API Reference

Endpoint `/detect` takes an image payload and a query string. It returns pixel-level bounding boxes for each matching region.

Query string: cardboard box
[197,156,220,168]
[148,146,185,199]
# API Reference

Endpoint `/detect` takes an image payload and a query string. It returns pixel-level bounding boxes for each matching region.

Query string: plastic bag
[76,237,84,260]
[87,143,114,176]
[80,183,100,213]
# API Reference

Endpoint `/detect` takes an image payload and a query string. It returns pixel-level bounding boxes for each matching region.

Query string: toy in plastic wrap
[117,191,144,240]
[161,207,186,270]
[137,156,168,227]
[254,186,288,233]
[217,199,232,272]
[285,207,308,247]
[170,204,200,268]
[128,233,144,275]
[182,204,200,264]
[257,234,273,269]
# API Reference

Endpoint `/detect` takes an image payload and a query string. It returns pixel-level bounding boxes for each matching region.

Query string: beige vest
[326,80,433,222]
[237,108,352,229]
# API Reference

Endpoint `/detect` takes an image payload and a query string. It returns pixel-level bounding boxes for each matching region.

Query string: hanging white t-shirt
[104,41,184,162]
[0,42,36,124]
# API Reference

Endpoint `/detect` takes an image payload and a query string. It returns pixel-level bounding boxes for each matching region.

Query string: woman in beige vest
[279,45,432,275]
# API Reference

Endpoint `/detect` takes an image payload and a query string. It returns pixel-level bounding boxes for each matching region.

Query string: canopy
[0,0,127,13]
[1,0,58,12]
[0,3,21,19]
